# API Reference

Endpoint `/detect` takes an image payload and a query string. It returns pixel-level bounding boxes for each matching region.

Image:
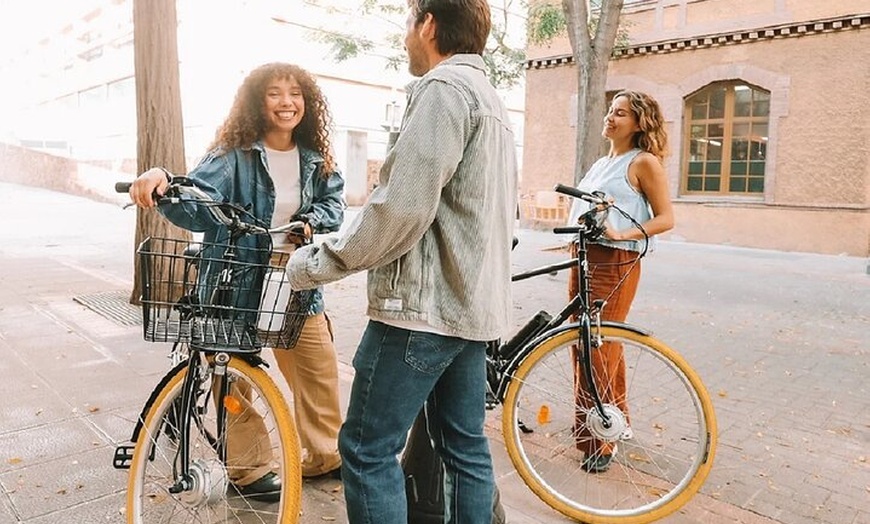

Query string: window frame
[680,81,771,198]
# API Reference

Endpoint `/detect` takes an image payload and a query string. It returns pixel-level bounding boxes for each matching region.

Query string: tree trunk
[562,0,625,185]
[131,0,190,305]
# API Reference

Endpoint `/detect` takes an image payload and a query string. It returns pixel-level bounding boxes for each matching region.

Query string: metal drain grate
[73,290,142,327]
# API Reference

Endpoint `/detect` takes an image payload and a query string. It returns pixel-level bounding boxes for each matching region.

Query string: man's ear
[419,12,437,42]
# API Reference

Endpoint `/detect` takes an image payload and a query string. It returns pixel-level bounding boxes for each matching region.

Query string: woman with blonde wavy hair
[566,90,674,473]
[129,62,346,499]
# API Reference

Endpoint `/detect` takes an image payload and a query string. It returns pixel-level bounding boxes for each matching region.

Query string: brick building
[522,0,869,256]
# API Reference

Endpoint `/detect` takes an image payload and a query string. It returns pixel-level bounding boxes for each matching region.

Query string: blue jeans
[338,320,494,524]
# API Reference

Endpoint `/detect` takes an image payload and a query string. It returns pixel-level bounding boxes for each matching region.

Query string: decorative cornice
[526,12,869,69]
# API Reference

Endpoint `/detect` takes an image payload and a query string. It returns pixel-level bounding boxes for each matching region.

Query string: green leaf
[527,3,567,45]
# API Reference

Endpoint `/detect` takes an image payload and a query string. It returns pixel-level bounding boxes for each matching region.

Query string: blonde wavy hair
[614,90,668,161]
[211,62,335,176]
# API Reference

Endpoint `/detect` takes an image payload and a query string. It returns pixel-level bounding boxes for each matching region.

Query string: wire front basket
[137,237,314,350]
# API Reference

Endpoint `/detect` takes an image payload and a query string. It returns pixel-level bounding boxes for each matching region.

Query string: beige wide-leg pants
[222,313,343,485]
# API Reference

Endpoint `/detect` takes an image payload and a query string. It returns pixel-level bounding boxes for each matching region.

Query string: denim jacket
[159,141,345,314]
[288,55,518,341]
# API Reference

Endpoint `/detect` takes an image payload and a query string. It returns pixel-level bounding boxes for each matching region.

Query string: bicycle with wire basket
[111,177,312,524]
[488,184,717,524]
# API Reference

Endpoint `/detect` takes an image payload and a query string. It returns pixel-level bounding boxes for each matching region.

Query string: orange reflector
[224,395,243,415]
[537,405,551,425]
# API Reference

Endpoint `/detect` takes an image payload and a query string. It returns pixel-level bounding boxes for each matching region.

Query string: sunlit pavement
[0,182,867,523]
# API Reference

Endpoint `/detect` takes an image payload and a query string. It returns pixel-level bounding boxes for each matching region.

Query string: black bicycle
[111,177,312,524]
[486,184,717,523]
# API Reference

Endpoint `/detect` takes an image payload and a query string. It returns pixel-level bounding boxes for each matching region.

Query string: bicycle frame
[153,234,278,494]
[489,196,647,428]
[169,350,225,494]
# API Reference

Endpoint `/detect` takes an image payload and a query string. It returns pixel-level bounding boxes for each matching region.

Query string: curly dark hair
[210,62,335,176]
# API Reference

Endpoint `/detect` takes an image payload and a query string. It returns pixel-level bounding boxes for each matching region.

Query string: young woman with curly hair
[566,90,674,473]
[129,62,346,499]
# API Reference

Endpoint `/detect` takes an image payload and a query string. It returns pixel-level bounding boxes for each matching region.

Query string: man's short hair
[409,0,491,55]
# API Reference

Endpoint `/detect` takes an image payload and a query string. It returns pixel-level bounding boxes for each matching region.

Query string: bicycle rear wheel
[127,355,301,523]
[502,326,717,524]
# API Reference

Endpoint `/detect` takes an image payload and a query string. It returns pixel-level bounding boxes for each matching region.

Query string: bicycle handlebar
[552,182,649,257]
[115,178,305,237]
[552,184,610,240]
[553,184,607,205]
[115,181,133,193]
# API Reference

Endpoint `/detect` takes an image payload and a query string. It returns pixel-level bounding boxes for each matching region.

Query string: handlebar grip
[115,180,166,204]
[553,184,605,204]
[553,226,582,235]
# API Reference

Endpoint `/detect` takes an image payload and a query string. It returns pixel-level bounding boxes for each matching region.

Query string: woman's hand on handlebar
[601,223,625,241]
[285,222,313,246]
[130,168,170,208]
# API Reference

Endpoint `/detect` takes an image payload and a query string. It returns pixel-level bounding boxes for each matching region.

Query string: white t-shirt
[265,146,301,249]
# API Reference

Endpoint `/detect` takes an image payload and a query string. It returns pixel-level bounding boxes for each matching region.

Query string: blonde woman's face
[602,96,640,141]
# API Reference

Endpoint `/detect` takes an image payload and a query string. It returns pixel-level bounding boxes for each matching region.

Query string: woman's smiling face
[602,95,640,142]
[263,75,305,140]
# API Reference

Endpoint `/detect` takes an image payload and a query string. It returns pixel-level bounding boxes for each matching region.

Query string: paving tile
[15,492,125,524]
[0,447,124,522]
[0,418,102,476]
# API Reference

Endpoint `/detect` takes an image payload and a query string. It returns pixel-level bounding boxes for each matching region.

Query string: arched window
[683,82,770,195]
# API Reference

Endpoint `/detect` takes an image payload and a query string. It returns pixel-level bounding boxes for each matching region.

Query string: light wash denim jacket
[159,141,345,314]
[288,54,518,341]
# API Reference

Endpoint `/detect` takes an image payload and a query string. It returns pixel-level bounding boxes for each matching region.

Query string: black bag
[401,408,506,524]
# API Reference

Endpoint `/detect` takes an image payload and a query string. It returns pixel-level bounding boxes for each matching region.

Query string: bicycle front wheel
[502,326,717,524]
[127,355,301,523]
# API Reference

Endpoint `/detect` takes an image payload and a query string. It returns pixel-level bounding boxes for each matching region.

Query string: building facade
[0,0,526,206]
[523,0,869,256]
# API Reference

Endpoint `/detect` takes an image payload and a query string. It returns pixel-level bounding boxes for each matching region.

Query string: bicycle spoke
[502,327,716,523]
[127,359,299,524]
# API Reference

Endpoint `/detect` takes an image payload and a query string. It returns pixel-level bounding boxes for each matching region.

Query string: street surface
[0,182,867,523]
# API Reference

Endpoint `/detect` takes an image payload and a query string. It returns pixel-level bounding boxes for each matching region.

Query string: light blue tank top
[567,148,655,253]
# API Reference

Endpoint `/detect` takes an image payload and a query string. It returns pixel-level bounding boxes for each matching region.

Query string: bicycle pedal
[113,444,135,470]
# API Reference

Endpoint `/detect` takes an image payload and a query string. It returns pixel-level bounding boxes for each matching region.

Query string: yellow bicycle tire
[502,326,717,524]
[126,357,301,523]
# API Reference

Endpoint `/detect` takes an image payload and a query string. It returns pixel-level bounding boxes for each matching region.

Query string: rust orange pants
[568,243,641,457]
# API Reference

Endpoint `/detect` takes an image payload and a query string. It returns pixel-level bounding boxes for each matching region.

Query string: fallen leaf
[628,452,651,463]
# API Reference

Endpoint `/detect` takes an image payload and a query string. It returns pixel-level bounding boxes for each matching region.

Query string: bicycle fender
[128,360,189,442]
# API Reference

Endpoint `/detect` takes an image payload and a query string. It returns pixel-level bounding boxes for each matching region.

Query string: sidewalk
[0,182,867,523]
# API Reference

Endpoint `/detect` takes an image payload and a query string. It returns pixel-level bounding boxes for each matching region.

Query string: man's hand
[286,222,313,246]
[130,168,170,208]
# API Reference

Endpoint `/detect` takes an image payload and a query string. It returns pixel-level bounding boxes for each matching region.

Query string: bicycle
[486,184,717,524]
[111,177,312,523]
